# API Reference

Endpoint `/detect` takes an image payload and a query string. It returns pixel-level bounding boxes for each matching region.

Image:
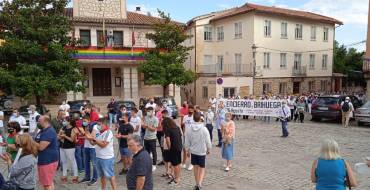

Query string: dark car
[67,100,91,116]
[311,95,362,122]
[19,105,49,126]
[116,100,136,112]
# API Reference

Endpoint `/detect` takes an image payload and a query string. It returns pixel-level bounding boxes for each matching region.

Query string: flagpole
[131,25,135,57]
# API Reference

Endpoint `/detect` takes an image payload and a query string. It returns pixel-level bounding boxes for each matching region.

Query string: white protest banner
[218,99,284,117]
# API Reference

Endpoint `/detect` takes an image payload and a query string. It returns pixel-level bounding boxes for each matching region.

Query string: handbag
[1,180,18,190]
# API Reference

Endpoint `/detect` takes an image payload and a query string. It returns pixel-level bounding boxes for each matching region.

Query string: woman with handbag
[311,138,358,190]
[221,112,235,172]
[0,134,37,190]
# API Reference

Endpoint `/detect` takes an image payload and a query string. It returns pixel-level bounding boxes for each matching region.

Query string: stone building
[184,3,342,108]
[364,0,370,99]
[66,0,180,104]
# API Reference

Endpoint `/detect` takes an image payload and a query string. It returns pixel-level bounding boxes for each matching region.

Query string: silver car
[355,101,370,126]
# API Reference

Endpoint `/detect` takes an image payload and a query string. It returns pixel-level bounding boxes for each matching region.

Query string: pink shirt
[156,110,163,132]
[224,121,235,138]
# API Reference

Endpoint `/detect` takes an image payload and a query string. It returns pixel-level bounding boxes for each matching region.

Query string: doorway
[293,82,300,94]
[92,68,112,96]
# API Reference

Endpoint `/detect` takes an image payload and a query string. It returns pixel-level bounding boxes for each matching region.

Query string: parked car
[116,100,136,112]
[311,95,362,122]
[0,95,14,115]
[154,96,179,119]
[67,100,91,116]
[18,105,49,126]
[355,101,370,126]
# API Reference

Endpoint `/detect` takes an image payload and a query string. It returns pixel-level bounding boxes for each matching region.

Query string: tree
[333,41,365,86]
[138,10,196,97]
[0,0,84,105]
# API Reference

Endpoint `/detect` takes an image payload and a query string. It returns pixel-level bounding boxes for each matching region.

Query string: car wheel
[358,121,364,126]
[311,116,321,121]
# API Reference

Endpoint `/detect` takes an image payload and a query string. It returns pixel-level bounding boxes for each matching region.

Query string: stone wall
[77,0,126,19]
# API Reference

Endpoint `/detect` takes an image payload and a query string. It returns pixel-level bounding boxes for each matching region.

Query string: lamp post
[98,0,105,49]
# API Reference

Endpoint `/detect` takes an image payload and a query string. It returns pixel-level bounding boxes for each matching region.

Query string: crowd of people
[0,94,367,190]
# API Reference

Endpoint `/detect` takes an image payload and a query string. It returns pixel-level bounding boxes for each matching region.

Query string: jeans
[217,129,222,146]
[206,124,213,142]
[108,113,117,128]
[75,145,84,172]
[156,131,164,160]
[281,120,289,137]
[84,148,97,181]
[263,116,271,123]
[144,139,157,165]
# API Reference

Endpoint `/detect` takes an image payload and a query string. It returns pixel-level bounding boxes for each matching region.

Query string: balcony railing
[363,59,370,72]
[197,63,253,76]
[292,66,307,77]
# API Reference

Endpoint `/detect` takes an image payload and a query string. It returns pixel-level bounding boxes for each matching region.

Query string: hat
[29,105,36,110]
[345,97,350,100]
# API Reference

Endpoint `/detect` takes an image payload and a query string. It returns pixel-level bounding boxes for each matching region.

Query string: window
[311,26,316,41]
[204,55,213,65]
[262,83,271,94]
[280,53,287,69]
[322,54,328,69]
[204,26,213,41]
[97,30,108,47]
[202,86,208,98]
[294,53,302,70]
[217,26,224,41]
[234,22,243,39]
[279,82,287,94]
[113,31,123,47]
[235,53,242,74]
[217,55,224,71]
[309,54,315,70]
[263,52,271,69]
[295,24,303,39]
[264,20,271,37]
[223,88,235,98]
[320,80,328,91]
[309,81,315,92]
[80,30,91,46]
[323,27,329,42]
[281,22,288,38]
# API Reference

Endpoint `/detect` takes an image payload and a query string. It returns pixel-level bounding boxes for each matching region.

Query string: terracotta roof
[210,3,343,25]
[64,8,184,26]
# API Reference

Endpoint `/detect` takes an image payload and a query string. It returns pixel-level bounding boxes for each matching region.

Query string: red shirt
[75,119,85,146]
[180,106,188,117]
[90,111,99,122]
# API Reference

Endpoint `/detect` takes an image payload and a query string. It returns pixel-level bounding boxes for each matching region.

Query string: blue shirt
[316,159,346,190]
[34,126,59,165]
[216,108,226,129]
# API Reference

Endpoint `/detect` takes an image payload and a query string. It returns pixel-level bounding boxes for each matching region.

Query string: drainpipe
[193,24,197,105]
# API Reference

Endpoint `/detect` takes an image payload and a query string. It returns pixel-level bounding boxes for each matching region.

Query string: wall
[253,13,335,78]
[73,0,127,19]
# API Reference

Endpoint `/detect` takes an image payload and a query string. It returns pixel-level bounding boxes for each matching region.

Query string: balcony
[197,63,253,76]
[292,66,307,77]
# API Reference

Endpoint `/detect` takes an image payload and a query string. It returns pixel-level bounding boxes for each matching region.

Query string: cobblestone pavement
[6,117,369,190]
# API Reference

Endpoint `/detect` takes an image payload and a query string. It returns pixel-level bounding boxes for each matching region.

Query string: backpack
[342,102,350,112]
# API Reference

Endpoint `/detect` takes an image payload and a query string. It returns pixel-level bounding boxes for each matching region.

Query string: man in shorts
[34,115,59,190]
[117,112,134,175]
[184,112,212,190]
[86,118,117,190]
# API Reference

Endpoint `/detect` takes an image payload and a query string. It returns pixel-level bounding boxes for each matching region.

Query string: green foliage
[0,0,84,104]
[138,10,196,96]
[333,41,365,86]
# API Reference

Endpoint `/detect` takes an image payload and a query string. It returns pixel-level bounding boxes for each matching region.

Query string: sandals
[72,177,79,184]
[61,177,68,183]
[168,178,180,185]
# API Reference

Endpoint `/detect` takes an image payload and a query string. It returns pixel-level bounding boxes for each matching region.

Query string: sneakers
[187,164,193,171]
[194,185,202,190]
[152,165,157,172]
[119,169,127,175]
[225,167,230,172]
[79,178,90,184]
[181,164,187,169]
[87,179,97,186]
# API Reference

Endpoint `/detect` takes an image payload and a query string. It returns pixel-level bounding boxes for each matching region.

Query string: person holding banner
[279,101,291,138]
[216,102,226,147]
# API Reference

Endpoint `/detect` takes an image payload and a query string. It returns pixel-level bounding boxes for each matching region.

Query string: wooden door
[92,68,112,96]
[293,82,300,94]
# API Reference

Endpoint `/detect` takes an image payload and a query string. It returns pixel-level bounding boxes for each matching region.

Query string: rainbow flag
[73,47,148,60]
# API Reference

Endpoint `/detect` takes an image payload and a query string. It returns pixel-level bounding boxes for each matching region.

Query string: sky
[125,0,369,52]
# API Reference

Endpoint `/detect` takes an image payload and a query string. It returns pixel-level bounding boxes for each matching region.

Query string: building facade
[185,3,342,108]
[66,0,179,104]
[364,0,370,100]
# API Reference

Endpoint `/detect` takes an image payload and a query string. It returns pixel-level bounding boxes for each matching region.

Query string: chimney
[136,6,141,12]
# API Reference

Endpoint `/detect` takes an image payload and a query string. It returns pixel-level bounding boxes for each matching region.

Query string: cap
[29,105,36,110]
[345,97,350,100]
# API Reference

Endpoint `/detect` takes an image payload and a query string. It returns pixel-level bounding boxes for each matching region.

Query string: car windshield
[68,101,89,110]
[361,101,370,108]
[161,98,175,106]
[18,106,43,114]
[118,102,134,108]
[316,97,338,105]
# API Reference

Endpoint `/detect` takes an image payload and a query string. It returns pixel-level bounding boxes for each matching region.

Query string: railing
[197,63,253,76]
[292,66,307,77]
[363,59,370,72]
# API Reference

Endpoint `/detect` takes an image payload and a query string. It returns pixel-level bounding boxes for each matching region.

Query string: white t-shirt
[95,130,114,159]
[9,115,27,127]
[130,116,142,136]
[84,125,99,148]
[29,111,40,133]
[0,111,3,128]
[183,115,194,129]
[59,104,70,117]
